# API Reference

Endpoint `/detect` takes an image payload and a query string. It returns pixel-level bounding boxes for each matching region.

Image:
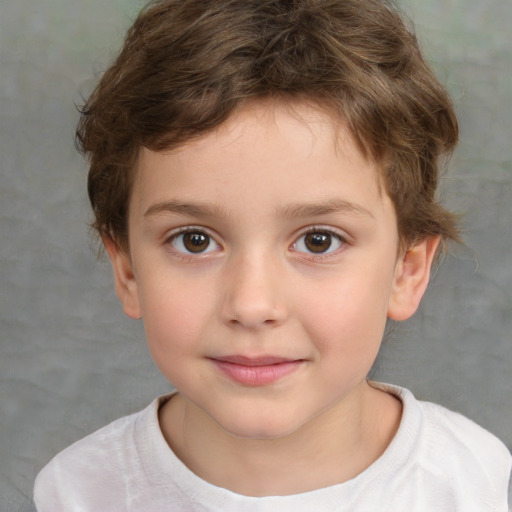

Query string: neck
[159,381,401,497]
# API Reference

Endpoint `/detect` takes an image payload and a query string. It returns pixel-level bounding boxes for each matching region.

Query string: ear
[103,236,142,319]
[387,236,440,321]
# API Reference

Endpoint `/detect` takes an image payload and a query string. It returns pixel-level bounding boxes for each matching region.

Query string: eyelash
[165,227,221,260]
[292,226,347,259]
[164,226,348,260]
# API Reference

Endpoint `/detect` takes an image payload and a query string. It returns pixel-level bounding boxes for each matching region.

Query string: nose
[221,252,288,329]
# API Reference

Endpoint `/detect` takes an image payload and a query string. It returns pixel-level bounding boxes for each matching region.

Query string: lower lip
[212,360,303,386]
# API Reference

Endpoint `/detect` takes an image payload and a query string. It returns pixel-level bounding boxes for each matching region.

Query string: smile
[210,356,305,386]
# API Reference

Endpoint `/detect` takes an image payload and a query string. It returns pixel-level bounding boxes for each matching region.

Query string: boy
[34,0,511,510]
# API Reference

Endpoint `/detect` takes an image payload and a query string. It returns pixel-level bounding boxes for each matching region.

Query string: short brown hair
[77,0,460,251]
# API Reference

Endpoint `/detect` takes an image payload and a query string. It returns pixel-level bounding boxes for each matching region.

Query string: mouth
[209,355,305,386]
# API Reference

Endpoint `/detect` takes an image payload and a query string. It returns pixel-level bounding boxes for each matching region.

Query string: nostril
[225,305,286,329]
[228,316,277,327]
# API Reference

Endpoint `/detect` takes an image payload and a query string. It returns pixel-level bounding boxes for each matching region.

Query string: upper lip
[211,355,303,366]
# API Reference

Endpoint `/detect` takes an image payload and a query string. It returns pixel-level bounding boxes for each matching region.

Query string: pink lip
[210,356,304,386]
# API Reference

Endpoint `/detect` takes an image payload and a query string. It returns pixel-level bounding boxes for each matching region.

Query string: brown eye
[294,230,344,255]
[170,230,220,255]
[183,232,210,253]
[304,233,332,253]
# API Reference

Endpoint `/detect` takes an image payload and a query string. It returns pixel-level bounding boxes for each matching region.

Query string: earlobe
[103,236,142,319]
[387,236,440,321]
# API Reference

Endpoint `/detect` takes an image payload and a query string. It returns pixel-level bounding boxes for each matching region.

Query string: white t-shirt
[34,383,511,511]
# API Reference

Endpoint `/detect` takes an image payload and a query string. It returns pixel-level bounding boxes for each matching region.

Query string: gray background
[1,0,511,510]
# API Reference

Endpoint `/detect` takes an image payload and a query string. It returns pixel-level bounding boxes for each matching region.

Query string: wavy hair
[76,0,460,251]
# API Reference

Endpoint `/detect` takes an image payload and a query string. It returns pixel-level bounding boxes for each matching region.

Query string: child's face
[108,101,434,439]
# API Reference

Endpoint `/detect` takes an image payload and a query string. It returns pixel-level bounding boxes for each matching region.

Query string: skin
[105,100,439,496]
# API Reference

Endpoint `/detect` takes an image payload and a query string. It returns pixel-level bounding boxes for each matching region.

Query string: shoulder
[34,396,164,512]
[378,382,510,468]
[418,397,511,476]
[377,383,511,510]
[418,399,511,510]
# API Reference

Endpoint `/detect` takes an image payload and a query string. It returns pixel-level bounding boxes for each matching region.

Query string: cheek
[138,274,215,357]
[299,272,392,355]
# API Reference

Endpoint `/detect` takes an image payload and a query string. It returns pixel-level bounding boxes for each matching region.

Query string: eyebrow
[144,200,228,219]
[277,199,374,220]
[144,198,374,220]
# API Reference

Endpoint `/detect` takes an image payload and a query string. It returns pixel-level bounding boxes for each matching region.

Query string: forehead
[131,100,388,219]
[209,100,367,159]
